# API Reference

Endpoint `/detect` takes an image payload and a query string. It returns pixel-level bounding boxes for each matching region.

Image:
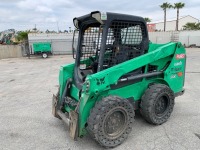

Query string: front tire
[140,84,175,125]
[87,96,135,148]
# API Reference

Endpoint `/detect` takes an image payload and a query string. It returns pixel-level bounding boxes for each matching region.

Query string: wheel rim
[103,107,128,139]
[155,95,169,116]
[43,53,47,58]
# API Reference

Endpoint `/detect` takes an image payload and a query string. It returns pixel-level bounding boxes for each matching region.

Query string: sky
[0,0,200,32]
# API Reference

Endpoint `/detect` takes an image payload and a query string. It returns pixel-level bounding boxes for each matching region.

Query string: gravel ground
[0,48,200,150]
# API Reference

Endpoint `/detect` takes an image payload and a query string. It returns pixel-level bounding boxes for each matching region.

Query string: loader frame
[53,11,186,141]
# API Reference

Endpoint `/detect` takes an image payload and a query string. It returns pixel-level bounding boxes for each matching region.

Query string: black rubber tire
[140,84,175,125]
[87,96,135,148]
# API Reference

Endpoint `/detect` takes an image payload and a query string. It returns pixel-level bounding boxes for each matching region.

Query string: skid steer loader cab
[72,11,149,88]
[53,11,186,148]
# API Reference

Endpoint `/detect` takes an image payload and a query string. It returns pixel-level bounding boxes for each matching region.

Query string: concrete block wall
[0,45,22,59]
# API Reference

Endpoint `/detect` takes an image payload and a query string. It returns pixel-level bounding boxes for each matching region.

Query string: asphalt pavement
[0,48,200,150]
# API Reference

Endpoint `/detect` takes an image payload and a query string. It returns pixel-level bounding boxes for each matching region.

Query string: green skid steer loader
[52,11,186,148]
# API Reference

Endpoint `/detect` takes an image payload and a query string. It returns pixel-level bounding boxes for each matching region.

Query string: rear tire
[87,96,134,148]
[140,84,175,125]
[42,53,48,58]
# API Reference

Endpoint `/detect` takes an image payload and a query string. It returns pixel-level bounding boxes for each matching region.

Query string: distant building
[154,15,199,31]
[147,24,156,32]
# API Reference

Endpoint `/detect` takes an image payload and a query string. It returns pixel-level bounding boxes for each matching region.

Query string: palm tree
[16,31,29,42]
[144,17,152,23]
[174,2,185,31]
[160,2,173,31]
[183,22,200,30]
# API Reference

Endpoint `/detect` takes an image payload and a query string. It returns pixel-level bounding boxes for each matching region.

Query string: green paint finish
[79,93,95,132]
[108,81,147,100]
[58,63,75,103]
[33,42,51,53]
[108,78,168,101]
[164,43,186,93]
[82,42,177,99]
[57,42,186,137]
[70,84,79,100]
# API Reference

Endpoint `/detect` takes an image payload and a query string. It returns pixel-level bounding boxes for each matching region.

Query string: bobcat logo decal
[96,77,105,85]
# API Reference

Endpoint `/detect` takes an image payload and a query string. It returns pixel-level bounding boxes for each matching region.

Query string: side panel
[33,42,51,53]
[89,42,177,91]
[108,81,147,100]
[59,63,75,102]
[164,43,186,93]
[108,78,169,101]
